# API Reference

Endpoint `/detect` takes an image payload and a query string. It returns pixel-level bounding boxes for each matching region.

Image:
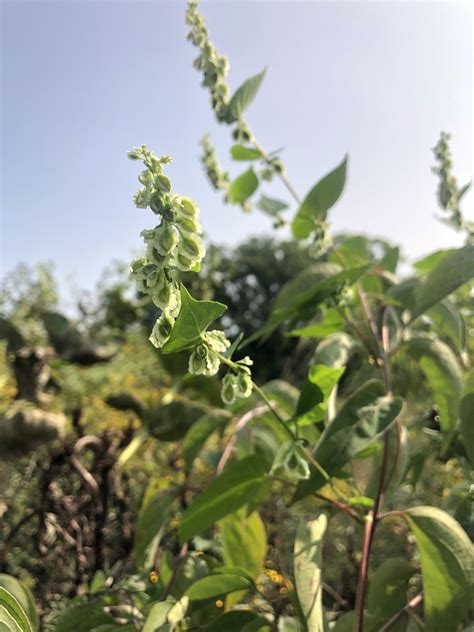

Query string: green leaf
[287,309,344,339]
[293,514,327,631]
[228,168,259,205]
[205,611,268,632]
[294,365,344,425]
[142,600,174,632]
[379,246,400,274]
[161,285,226,354]
[460,371,474,466]
[404,506,474,632]
[272,263,341,314]
[54,598,119,632]
[413,248,453,275]
[294,381,403,500]
[410,244,474,319]
[231,145,262,161]
[0,588,32,632]
[146,400,203,442]
[135,486,178,570]
[442,483,473,535]
[225,68,266,123]
[313,332,357,369]
[0,576,38,632]
[178,456,268,543]
[220,508,266,579]
[185,574,252,601]
[219,507,267,606]
[105,393,144,418]
[366,558,413,623]
[256,195,289,216]
[248,264,370,343]
[292,155,348,239]
[183,414,226,473]
[426,299,466,353]
[365,425,409,505]
[404,335,462,436]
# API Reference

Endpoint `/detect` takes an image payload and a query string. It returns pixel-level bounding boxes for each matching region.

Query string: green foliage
[292,156,348,240]
[404,335,462,437]
[295,382,403,499]
[293,514,327,631]
[1,3,473,631]
[0,577,38,632]
[405,506,474,632]
[0,586,33,632]
[178,456,267,543]
[225,68,267,123]
[227,168,259,206]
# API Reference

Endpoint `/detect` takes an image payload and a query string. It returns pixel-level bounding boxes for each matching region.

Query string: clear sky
[1,0,472,299]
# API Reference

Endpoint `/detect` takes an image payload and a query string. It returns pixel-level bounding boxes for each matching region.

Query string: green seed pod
[221,372,237,405]
[149,311,175,348]
[188,343,209,375]
[203,330,230,353]
[178,232,205,261]
[271,158,284,174]
[148,156,163,174]
[176,196,199,219]
[176,215,202,233]
[150,192,166,215]
[155,174,172,193]
[153,222,179,256]
[270,441,310,481]
[235,370,252,399]
[138,170,154,187]
[133,188,152,209]
[168,284,181,318]
[162,203,177,223]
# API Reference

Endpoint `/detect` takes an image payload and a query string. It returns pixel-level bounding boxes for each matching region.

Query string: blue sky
[1,0,472,299]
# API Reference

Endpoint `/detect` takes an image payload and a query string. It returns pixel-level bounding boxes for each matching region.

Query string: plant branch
[252,139,302,205]
[161,542,189,600]
[378,593,423,631]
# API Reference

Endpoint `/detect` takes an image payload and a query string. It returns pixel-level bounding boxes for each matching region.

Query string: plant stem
[161,542,189,600]
[252,139,302,205]
[354,296,398,632]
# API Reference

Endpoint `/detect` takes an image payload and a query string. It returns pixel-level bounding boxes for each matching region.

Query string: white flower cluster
[128,145,254,405]
[128,145,206,348]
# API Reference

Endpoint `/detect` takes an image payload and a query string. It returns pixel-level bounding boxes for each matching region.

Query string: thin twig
[216,404,268,475]
[378,593,423,631]
[161,543,189,600]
